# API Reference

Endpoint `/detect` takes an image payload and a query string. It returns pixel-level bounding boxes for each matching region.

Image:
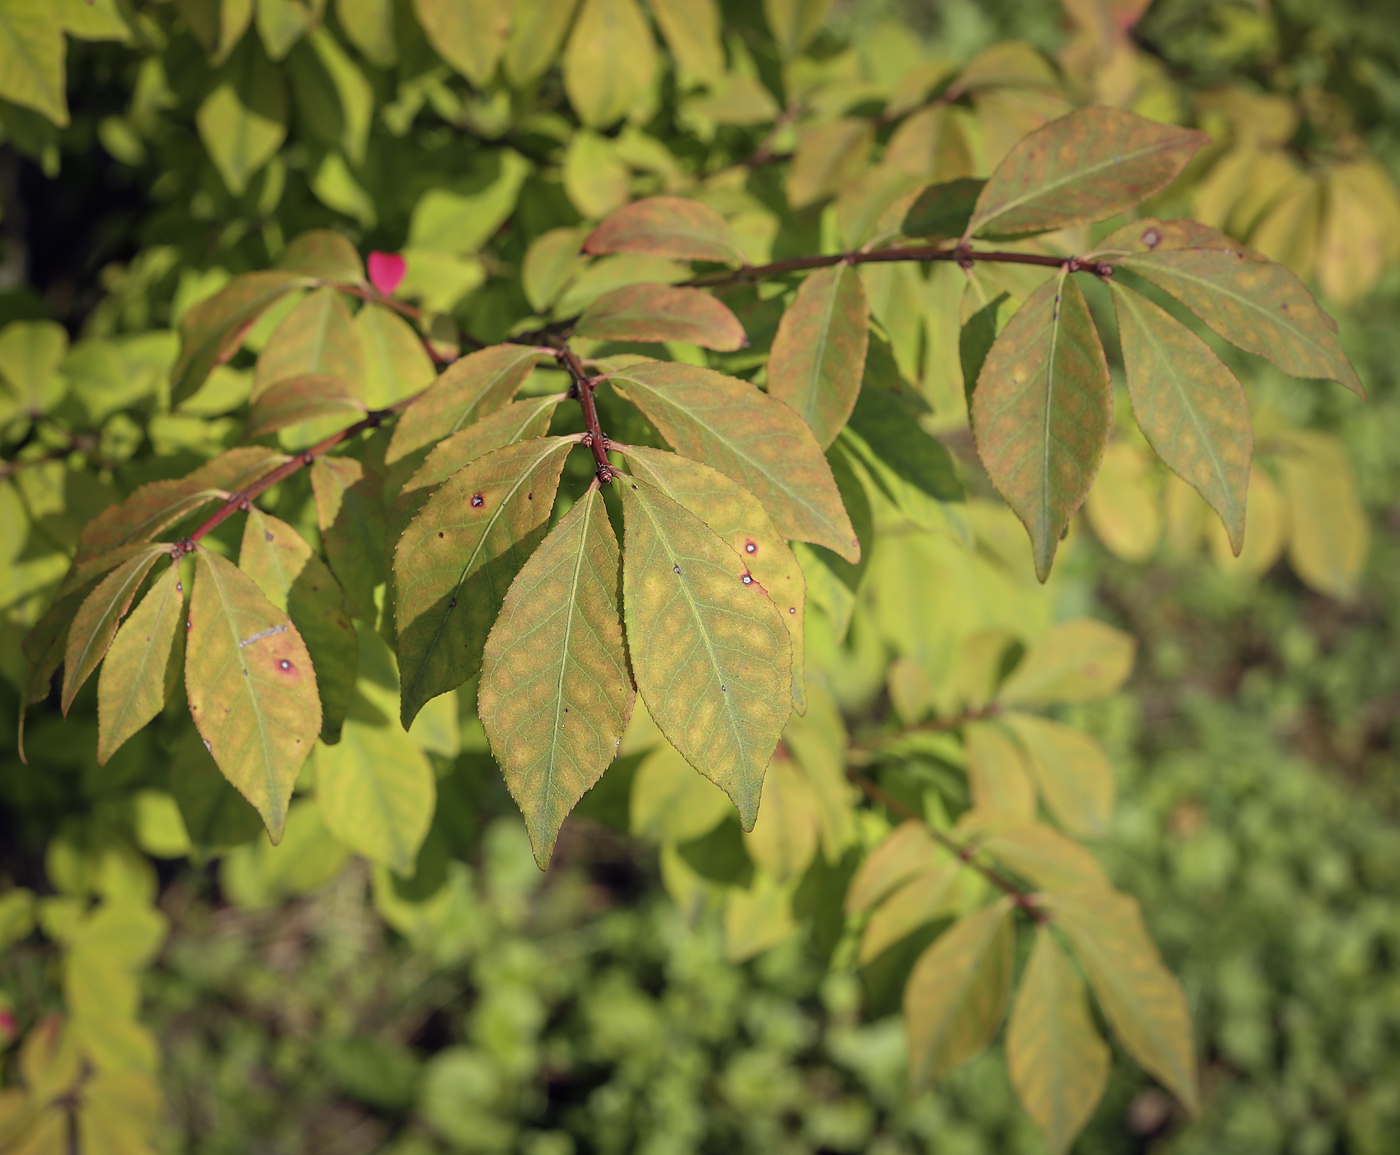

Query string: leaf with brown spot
[583,195,743,264]
[574,283,747,350]
[395,437,574,727]
[479,483,634,868]
[251,286,364,401]
[971,275,1112,579]
[61,546,167,715]
[185,547,322,842]
[618,474,792,829]
[243,374,366,438]
[767,264,869,449]
[97,563,185,765]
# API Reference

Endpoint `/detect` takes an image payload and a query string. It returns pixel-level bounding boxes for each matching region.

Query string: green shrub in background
[1,0,1398,1152]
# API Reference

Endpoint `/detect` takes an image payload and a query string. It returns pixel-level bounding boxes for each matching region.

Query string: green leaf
[172,271,310,404]
[356,302,435,408]
[971,274,1111,579]
[254,0,324,60]
[647,0,724,84]
[563,128,631,220]
[617,475,793,829]
[179,0,254,63]
[244,374,366,437]
[902,178,986,240]
[479,483,634,868]
[620,444,807,713]
[1002,712,1114,838]
[788,119,875,209]
[767,264,869,449]
[574,283,746,350]
[1111,282,1251,553]
[503,0,576,85]
[186,546,323,842]
[240,509,358,743]
[170,725,265,851]
[858,860,959,965]
[844,818,941,913]
[395,437,574,727]
[967,816,1113,895]
[413,0,510,87]
[0,0,68,126]
[997,619,1136,707]
[1274,430,1369,600]
[762,0,831,58]
[844,385,964,503]
[966,108,1207,239]
[96,565,184,765]
[408,151,532,255]
[278,227,365,282]
[0,320,67,410]
[311,454,387,621]
[905,897,1016,1089]
[959,290,1013,406]
[583,196,742,264]
[630,737,731,842]
[335,0,395,67]
[742,749,820,882]
[1110,229,1365,399]
[61,546,167,715]
[196,37,288,195]
[523,227,587,313]
[252,285,364,400]
[1045,887,1200,1115]
[605,361,861,562]
[1006,927,1111,1155]
[964,720,1036,820]
[563,0,656,128]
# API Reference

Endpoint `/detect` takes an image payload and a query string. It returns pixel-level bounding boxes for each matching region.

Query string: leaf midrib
[803,266,844,430]
[67,548,164,706]
[543,492,596,807]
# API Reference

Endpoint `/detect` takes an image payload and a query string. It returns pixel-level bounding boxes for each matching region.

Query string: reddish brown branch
[553,342,613,483]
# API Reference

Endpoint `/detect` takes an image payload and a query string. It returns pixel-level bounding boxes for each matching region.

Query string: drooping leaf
[96,564,184,765]
[620,444,807,712]
[1002,712,1114,838]
[479,483,634,867]
[741,748,820,882]
[278,227,365,283]
[395,437,574,727]
[767,264,870,449]
[788,119,875,209]
[905,897,1017,1089]
[964,720,1036,819]
[0,0,69,125]
[966,108,1207,239]
[172,271,311,404]
[252,286,364,400]
[902,178,986,240]
[311,454,387,621]
[574,283,746,350]
[239,509,357,743]
[1045,887,1201,1114]
[647,0,724,84]
[503,0,577,85]
[605,360,860,561]
[858,860,960,965]
[186,547,322,842]
[1007,927,1111,1155]
[583,196,743,264]
[523,227,587,313]
[61,546,167,714]
[563,0,656,128]
[972,274,1111,578]
[997,619,1136,707]
[356,301,435,408]
[413,0,510,87]
[244,374,366,437]
[617,474,792,829]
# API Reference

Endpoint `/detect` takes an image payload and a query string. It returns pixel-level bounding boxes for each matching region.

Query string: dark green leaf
[902,178,986,240]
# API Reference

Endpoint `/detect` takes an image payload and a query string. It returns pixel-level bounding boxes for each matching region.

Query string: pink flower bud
[368,251,406,297]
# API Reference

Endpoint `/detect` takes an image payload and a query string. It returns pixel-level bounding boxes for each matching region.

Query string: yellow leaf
[1273,431,1369,600]
[964,720,1036,820]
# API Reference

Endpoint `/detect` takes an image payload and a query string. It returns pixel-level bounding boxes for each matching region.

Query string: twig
[747,101,804,169]
[336,283,481,362]
[850,702,1003,752]
[552,341,613,483]
[0,431,100,480]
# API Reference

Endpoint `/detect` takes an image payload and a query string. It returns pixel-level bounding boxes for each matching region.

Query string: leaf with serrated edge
[97,564,184,765]
[244,374,366,437]
[618,474,792,828]
[62,546,166,714]
[971,275,1111,579]
[1045,887,1200,1114]
[584,195,742,264]
[1002,713,1114,837]
[1100,218,1364,398]
[998,619,1136,706]
[606,361,860,561]
[186,548,322,842]
[480,483,634,867]
[844,819,941,913]
[1112,283,1251,552]
[905,897,1017,1089]
[768,264,869,449]
[1007,927,1111,1155]
[252,287,365,401]
[620,444,806,713]
[574,283,746,350]
[964,720,1036,819]
[395,437,574,727]
[240,510,358,744]
[966,108,1207,239]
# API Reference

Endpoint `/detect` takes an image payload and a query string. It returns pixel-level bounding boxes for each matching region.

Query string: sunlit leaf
[844,819,942,913]
[395,437,574,727]
[523,227,587,313]
[788,119,875,209]
[905,897,1016,1089]
[574,283,746,350]
[96,564,184,765]
[311,455,388,621]
[964,720,1036,819]
[244,373,366,437]
[503,0,577,85]
[278,227,365,283]
[252,285,364,400]
[1206,464,1287,578]
[742,749,820,882]
[563,0,656,128]
[630,738,731,842]
[1007,927,1111,1155]
[61,546,167,714]
[1084,442,1163,563]
[605,360,860,561]
[858,861,959,964]
[186,547,322,842]
[647,0,724,84]
[966,108,1207,239]
[583,196,743,264]
[618,474,792,829]
[1002,712,1114,837]
[1274,430,1369,600]
[971,275,1111,579]
[997,619,1135,707]
[196,38,287,194]
[763,0,831,58]
[334,0,396,68]
[356,301,435,408]
[479,484,633,867]
[413,0,510,87]
[0,0,69,125]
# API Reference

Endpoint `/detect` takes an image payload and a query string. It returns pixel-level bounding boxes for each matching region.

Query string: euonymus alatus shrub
[0,3,1375,1152]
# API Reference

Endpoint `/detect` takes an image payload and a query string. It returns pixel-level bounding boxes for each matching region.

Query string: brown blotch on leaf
[471,493,485,507]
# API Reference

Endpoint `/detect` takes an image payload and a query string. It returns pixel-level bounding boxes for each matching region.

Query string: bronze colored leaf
[400,394,565,500]
[971,275,1112,579]
[574,283,747,350]
[243,374,366,438]
[96,563,184,766]
[395,437,574,727]
[251,286,364,401]
[617,474,792,829]
[186,547,322,842]
[966,108,1207,239]
[605,360,860,561]
[584,195,743,264]
[1111,282,1251,553]
[479,483,634,867]
[767,264,870,449]
[61,546,167,714]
